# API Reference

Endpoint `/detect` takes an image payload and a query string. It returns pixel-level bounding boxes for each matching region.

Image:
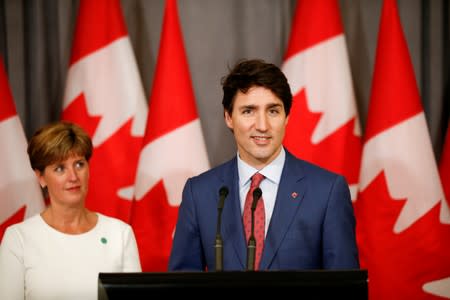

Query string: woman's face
[36,154,89,208]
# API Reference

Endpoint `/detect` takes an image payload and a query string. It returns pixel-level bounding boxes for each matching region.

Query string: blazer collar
[218,157,248,268]
[218,150,307,270]
[260,151,306,269]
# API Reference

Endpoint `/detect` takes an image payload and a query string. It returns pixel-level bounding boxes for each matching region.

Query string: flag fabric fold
[426,122,450,298]
[354,0,450,298]
[61,0,148,222]
[440,122,450,202]
[130,0,210,271]
[0,58,45,241]
[282,0,362,201]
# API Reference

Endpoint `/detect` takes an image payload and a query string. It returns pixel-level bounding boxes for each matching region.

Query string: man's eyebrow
[238,104,257,109]
[266,103,283,109]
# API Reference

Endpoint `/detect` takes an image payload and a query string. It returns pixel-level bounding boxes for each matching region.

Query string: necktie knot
[251,172,265,188]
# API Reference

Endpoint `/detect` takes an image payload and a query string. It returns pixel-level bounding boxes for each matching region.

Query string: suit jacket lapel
[219,157,247,268]
[260,152,306,269]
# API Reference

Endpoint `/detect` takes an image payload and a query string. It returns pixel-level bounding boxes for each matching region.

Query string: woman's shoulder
[96,213,132,230]
[1,214,43,243]
[6,214,42,232]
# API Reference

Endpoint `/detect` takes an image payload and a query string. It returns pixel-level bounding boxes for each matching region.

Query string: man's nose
[255,112,268,131]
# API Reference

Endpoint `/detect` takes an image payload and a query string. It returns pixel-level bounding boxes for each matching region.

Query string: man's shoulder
[285,150,344,181]
[190,156,236,182]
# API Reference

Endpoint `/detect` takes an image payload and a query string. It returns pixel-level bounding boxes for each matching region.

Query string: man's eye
[54,166,64,172]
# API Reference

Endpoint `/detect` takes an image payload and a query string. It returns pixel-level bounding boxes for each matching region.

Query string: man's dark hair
[221,59,292,116]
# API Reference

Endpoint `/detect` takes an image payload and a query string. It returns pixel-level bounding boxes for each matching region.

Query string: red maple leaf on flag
[62,0,147,224]
[282,0,361,200]
[355,172,450,299]
[284,89,361,187]
[131,181,178,271]
[62,93,101,138]
[62,94,141,222]
[88,120,142,222]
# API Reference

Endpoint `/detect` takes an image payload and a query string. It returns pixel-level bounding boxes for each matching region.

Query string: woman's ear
[34,170,46,188]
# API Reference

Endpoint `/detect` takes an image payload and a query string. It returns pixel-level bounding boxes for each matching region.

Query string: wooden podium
[99,269,368,299]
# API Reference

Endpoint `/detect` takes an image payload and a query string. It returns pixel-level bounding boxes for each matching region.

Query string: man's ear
[224,110,233,130]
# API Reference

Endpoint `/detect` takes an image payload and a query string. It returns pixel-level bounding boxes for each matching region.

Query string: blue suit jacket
[168,150,359,271]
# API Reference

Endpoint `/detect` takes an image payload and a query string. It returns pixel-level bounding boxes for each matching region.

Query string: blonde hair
[27,121,93,172]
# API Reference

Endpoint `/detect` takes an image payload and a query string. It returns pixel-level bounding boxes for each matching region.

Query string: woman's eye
[76,161,85,169]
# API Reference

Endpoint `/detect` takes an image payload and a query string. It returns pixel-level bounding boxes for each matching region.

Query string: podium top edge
[99,269,368,284]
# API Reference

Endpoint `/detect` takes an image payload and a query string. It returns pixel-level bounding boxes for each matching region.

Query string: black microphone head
[253,187,262,199]
[251,187,262,210]
[218,186,229,209]
[219,186,229,197]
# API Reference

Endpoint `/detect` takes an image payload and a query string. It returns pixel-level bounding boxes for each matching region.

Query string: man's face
[224,86,288,169]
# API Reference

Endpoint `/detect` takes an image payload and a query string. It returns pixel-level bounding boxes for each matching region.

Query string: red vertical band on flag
[0,59,17,121]
[364,0,422,140]
[69,0,128,65]
[143,0,197,144]
[284,0,343,59]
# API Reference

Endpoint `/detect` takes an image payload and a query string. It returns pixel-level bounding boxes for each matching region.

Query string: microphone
[214,186,229,271]
[246,187,262,271]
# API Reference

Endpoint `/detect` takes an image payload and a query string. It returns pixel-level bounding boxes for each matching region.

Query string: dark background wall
[1,0,448,167]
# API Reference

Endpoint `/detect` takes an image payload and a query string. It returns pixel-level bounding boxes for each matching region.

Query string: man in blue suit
[169,59,359,271]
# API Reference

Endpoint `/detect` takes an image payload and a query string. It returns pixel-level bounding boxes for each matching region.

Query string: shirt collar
[237,147,286,187]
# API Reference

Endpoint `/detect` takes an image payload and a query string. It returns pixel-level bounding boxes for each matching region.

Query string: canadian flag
[282,0,361,201]
[0,58,45,240]
[61,0,147,222]
[354,0,450,298]
[130,0,210,271]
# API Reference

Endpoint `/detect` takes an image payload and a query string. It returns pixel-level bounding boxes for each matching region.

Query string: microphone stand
[215,186,228,271]
[246,187,262,271]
